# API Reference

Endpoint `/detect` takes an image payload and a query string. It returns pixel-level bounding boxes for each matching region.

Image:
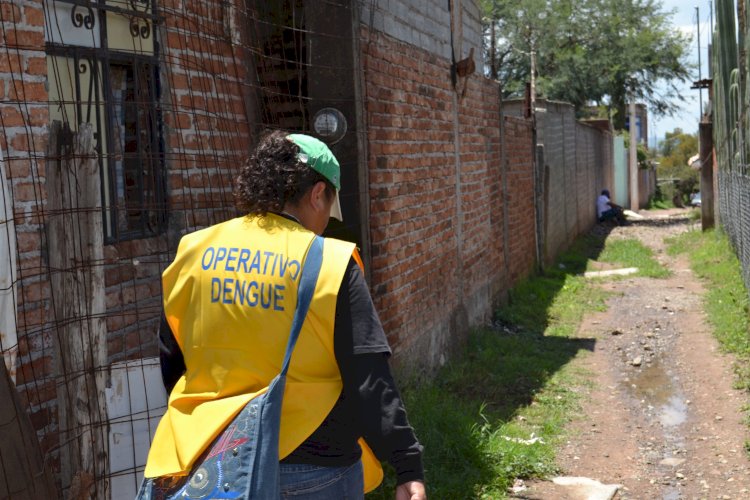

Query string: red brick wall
[3,2,539,486]
[104,0,255,364]
[503,116,536,284]
[161,0,251,232]
[1,0,255,482]
[363,26,458,359]
[0,0,56,469]
[361,26,535,370]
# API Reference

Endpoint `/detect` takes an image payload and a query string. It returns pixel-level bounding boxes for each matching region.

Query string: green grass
[367,236,610,499]
[667,229,750,389]
[597,238,671,278]
[647,197,675,209]
[366,329,598,499]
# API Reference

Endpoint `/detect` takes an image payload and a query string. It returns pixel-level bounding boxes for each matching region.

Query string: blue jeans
[280,460,364,499]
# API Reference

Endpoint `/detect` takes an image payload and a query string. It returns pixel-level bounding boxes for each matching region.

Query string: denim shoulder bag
[137,235,325,500]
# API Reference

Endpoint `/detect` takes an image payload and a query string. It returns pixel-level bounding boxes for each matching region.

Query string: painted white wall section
[106,357,167,499]
[0,146,18,382]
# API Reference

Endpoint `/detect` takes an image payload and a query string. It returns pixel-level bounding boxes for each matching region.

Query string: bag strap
[279,235,324,377]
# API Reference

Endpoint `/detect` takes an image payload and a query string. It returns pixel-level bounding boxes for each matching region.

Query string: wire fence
[1,0,358,498]
[713,0,750,301]
[2,0,614,498]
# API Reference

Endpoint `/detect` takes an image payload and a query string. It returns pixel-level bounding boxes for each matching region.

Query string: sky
[649,0,713,148]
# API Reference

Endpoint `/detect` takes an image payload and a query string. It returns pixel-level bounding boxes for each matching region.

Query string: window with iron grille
[45,0,166,242]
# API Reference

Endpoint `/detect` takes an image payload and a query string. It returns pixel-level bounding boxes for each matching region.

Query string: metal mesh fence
[0,0,360,497]
[713,0,750,300]
[1,0,612,498]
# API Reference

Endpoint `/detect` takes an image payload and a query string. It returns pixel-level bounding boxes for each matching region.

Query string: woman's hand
[395,481,426,500]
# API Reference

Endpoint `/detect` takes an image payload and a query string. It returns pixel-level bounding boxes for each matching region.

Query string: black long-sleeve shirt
[158,257,424,484]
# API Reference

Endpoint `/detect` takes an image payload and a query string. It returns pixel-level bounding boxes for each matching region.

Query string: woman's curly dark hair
[234,130,334,216]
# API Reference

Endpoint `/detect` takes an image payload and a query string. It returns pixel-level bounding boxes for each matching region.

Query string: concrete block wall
[359,0,482,66]
[503,99,613,267]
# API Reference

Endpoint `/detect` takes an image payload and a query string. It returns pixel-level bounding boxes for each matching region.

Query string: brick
[21,280,48,303]
[171,112,192,129]
[9,132,47,153]
[18,378,56,409]
[189,75,214,93]
[26,106,47,126]
[0,52,23,73]
[15,230,41,253]
[4,27,44,49]
[169,73,189,90]
[25,55,46,75]
[23,5,45,27]
[0,3,21,22]
[16,354,52,385]
[0,106,25,126]
[8,81,47,101]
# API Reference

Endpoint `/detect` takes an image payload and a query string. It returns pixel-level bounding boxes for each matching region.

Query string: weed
[666,229,750,387]
[597,238,670,278]
[368,235,609,499]
[647,198,675,210]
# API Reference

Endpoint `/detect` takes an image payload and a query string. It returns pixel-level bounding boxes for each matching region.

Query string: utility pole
[629,101,639,210]
[697,6,703,117]
[530,38,536,116]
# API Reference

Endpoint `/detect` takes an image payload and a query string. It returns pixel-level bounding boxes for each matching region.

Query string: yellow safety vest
[144,213,383,493]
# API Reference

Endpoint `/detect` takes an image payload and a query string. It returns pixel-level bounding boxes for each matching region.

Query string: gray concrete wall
[503,99,613,266]
[359,0,483,65]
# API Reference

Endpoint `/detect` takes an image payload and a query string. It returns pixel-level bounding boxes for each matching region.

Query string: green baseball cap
[287,134,342,221]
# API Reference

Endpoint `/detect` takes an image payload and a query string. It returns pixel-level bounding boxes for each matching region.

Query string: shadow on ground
[367,221,629,498]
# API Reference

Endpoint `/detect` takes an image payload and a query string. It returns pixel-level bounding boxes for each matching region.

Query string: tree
[657,128,699,203]
[481,0,692,130]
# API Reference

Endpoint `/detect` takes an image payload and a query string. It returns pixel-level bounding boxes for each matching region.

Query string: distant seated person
[596,189,628,225]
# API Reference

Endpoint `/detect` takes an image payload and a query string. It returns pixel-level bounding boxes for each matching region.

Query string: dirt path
[517,209,750,500]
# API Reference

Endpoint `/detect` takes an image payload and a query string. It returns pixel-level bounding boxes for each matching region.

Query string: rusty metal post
[700,119,715,230]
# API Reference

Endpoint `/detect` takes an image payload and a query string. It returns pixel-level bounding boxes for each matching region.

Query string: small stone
[676,472,685,480]
[631,357,643,366]
[715,415,723,421]
[660,458,685,467]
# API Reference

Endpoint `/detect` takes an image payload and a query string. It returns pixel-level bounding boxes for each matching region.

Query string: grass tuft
[368,235,609,499]
[597,238,670,278]
[666,229,750,388]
